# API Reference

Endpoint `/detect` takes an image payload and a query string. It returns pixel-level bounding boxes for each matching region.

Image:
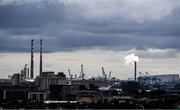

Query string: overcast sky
[0,0,180,79]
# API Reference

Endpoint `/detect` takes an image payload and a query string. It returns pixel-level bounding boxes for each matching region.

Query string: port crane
[138,72,161,85]
[108,71,111,80]
[102,67,107,80]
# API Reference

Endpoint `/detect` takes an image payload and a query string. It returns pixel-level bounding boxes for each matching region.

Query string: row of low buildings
[1,71,180,109]
[0,71,112,103]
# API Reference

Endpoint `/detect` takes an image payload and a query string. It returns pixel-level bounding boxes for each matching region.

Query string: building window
[32,94,36,100]
[40,94,44,101]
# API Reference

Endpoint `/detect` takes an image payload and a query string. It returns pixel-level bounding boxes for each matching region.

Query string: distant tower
[40,39,43,76]
[81,64,83,75]
[134,61,137,81]
[30,39,34,79]
[27,68,29,78]
[81,64,84,79]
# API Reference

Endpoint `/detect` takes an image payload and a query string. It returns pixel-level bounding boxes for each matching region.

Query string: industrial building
[49,84,86,101]
[0,85,47,101]
[35,71,69,90]
[11,74,21,86]
[71,79,109,90]
[152,74,179,83]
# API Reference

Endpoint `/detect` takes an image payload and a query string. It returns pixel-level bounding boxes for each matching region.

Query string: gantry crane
[102,67,107,80]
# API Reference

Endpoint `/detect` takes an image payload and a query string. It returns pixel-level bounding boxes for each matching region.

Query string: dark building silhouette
[30,39,34,79]
[35,72,68,90]
[134,61,137,81]
[49,85,86,100]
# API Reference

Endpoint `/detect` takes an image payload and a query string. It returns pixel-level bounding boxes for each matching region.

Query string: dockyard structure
[71,79,109,90]
[152,74,179,83]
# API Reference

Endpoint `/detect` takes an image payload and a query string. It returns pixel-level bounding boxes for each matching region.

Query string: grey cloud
[135,49,178,59]
[0,0,180,53]
[0,1,66,29]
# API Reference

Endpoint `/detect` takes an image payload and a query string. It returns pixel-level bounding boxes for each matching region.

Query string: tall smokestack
[134,61,137,81]
[81,64,84,79]
[124,53,139,81]
[40,39,43,76]
[27,68,29,78]
[30,39,34,79]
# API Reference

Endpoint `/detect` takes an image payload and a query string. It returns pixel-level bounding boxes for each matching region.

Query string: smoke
[124,53,139,65]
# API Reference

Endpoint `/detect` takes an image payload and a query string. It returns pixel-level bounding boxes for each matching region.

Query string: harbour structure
[138,72,180,86]
[152,74,179,83]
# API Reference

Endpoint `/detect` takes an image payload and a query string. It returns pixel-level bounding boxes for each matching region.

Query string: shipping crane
[102,67,107,80]
[108,71,111,80]
[138,72,161,85]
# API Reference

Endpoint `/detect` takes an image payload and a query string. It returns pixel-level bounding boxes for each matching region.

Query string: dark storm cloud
[0,1,66,29]
[0,0,180,52]
[136,8,180,37]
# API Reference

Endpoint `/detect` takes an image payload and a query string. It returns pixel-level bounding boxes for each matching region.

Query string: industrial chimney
[40,39,43,76]
[30,39,34,79]
[27,68,29,78]
[81,64,84,79]
[134,61,137,81]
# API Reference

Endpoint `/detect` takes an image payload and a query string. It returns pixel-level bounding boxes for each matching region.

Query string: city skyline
[1,0,180,79]
[1,48,180,79]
